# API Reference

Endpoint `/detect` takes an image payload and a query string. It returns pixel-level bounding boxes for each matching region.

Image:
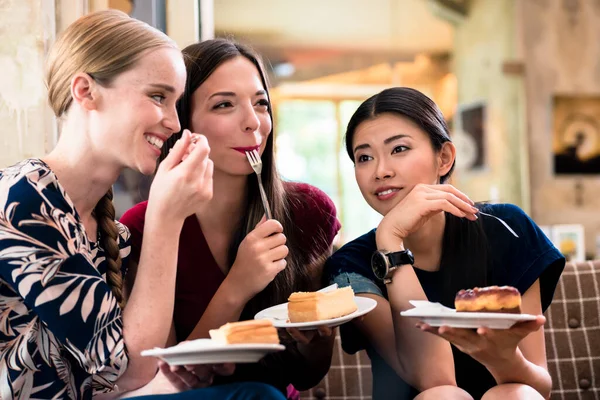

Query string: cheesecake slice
[288,286,358,323]
[209,320,280,345]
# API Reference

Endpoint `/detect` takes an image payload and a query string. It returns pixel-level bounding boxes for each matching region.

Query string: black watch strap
[387,249,414,267]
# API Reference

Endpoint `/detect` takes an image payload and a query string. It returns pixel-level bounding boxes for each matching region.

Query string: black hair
[345,87,455,182]
[345,87,490,305]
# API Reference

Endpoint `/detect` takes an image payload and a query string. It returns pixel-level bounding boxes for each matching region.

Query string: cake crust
[455,285,522,313]
[288,286,358,322]
[209,320,280,345]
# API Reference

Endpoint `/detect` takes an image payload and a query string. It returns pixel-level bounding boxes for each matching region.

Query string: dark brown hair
[160,38,327,318]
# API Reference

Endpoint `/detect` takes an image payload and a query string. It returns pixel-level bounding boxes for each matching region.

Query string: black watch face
[371,252,388,280]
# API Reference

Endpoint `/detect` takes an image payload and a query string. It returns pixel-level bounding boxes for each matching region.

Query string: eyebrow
[353,134,411,153]
[208,90,268,100]
[148,83,177,93]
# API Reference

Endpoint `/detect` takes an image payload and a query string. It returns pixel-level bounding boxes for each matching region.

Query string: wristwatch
[371,248,414,284]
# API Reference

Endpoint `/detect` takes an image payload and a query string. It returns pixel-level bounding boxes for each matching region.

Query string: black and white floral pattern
[0,159,130,399]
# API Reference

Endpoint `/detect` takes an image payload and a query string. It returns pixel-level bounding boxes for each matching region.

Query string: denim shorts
[330,271,384,298]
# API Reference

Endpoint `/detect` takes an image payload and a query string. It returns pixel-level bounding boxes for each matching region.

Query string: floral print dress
[0,159,130,399]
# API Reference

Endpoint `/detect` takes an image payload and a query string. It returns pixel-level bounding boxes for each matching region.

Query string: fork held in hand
[245,149,272,220]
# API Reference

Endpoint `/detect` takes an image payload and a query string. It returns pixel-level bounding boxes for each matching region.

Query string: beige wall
[520,0,600,255]
[0,0,58,168]
[451,0,529,212]
[0,0,199,170]
[166,0,199,49]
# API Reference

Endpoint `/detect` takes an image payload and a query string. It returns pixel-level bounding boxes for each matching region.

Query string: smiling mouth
[144,134,164,150]
[376,188,400,197]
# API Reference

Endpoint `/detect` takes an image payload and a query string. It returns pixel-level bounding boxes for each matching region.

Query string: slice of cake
[209,320,280,345]
[455,285,522,314]
[288,286,358,323]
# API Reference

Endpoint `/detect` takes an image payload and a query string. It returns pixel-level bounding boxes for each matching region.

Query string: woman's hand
[286,326,334,345]
[226,217,289,301]
[117,361,234,398]
[417,316,546,367]
[144,361,235,394]
[149,129,214,221]
[379,184,478,243]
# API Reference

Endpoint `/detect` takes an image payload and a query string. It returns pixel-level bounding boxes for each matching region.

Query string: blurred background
[2,0,600,259]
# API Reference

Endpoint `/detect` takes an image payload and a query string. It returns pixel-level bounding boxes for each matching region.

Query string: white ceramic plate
[400,300,536,329]
[254,296,377,330]
[141,339,285,365]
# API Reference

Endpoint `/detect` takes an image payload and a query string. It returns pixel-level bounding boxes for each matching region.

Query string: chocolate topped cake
[455,285,521,314]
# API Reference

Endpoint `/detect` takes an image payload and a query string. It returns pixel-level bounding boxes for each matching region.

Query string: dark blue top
[326,203,565,400]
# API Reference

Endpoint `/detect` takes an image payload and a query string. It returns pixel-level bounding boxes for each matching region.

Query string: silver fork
[245,149,272,220]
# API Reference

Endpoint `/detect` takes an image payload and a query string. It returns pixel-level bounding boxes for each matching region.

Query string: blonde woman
[0,10,285,400]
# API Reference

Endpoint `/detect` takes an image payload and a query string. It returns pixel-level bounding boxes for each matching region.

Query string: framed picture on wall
[552,224,585,262]
[452,101,487,171]
[553,96,600,175]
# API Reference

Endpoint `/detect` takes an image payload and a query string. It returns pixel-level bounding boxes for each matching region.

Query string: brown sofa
[301,261,600,400]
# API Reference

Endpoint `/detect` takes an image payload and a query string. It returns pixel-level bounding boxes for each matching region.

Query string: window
[275,99,382,245]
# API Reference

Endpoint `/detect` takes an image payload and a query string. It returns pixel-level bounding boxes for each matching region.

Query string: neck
[403,212,446,272]
[42,116,122,219]
[196,168,248,235]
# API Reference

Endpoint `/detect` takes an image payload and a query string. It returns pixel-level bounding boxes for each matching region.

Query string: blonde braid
[94,188,125,308]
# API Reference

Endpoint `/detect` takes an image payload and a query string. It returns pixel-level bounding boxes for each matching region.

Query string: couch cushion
[544,261,600,400]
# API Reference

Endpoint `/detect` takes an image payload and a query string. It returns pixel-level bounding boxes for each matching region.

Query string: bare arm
[485,280,552,398]
[95,357,212,399]
[185,218,289,339]
[358,286,456,390]
[375,231,456,391]
[186,245,335,390]
[117,214,185,388]
[354,293,456,390]
[184,276,333,391]
[187,277,247,339]
[117,132,213,388]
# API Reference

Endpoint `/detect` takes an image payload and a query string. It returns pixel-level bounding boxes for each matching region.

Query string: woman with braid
[0,10,285,400]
